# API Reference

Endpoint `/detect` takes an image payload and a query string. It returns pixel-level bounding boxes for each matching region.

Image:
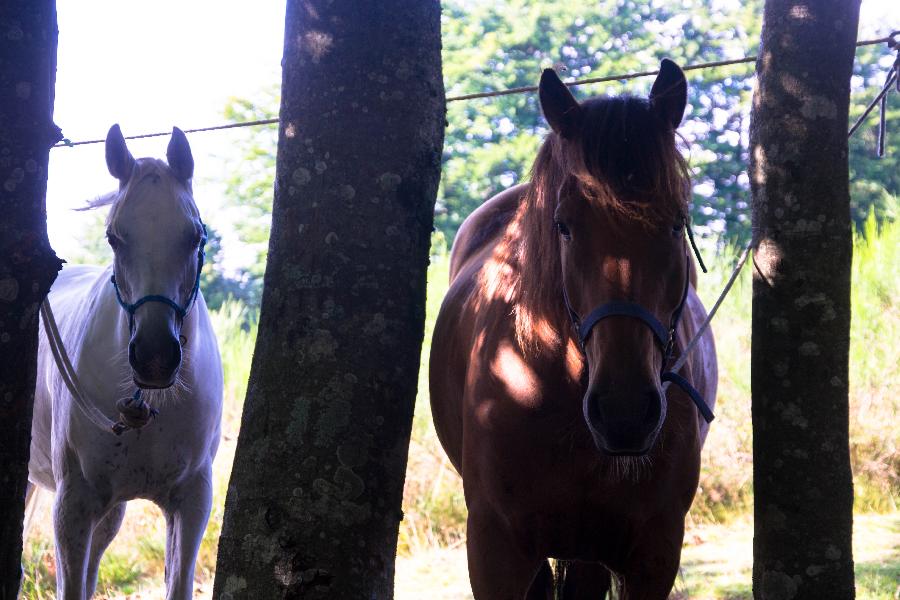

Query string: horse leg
[557,560,612,600]
[53,478,102,600]
[160,467,213,600]
[466,508,544,600]
[618,515,684,600]
[84,502,126,598]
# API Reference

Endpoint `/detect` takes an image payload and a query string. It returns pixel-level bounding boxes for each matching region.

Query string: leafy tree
[849,44,900,227]
[217,0,898,284]
[438,0,765,242]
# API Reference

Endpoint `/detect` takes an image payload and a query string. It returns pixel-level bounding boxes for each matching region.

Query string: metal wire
[52,35,895,149]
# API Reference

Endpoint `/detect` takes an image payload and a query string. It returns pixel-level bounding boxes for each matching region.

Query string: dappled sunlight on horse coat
[430,61,717,599]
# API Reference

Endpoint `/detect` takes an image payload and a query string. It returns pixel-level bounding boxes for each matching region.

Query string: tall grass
[848,212,900,511]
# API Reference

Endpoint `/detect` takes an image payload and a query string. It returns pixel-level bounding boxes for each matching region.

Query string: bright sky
[47,0,896,268]
[48,0,287,265]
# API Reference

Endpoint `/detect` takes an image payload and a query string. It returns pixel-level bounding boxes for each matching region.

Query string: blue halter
[111,222,207,332]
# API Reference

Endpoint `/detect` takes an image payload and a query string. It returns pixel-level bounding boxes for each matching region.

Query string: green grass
[674,513,900,599]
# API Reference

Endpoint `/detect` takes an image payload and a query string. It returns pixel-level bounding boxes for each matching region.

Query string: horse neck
[53,267,133,407]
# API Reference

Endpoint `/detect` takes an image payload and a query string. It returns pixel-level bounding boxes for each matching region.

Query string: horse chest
[67,409,216,501]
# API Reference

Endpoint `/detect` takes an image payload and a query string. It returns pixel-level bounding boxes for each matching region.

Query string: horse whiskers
[604,454,653,484]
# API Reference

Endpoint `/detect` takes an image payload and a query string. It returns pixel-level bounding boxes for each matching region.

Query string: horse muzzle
[129,331,182,389]
[583,384,667,456]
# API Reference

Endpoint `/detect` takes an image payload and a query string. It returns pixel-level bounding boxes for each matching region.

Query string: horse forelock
[572,96,689,227]
[510,95,691,352]
[88,158,198,236]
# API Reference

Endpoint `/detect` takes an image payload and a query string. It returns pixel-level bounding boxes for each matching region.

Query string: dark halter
[562,226,714,423]
[111,222,208,332]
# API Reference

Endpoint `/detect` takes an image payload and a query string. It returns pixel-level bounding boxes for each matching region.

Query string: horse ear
[649,59,687,129]
[539,68,582,138]
[105,124,135,183]
[166,127,194,182]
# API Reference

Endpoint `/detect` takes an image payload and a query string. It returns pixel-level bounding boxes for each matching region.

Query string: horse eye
[106,231,122,250]
[555,221,572,240]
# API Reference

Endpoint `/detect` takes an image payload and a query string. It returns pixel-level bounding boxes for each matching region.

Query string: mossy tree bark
[0,1,62,597]
[212,1,444,598]
[749,1,860,598]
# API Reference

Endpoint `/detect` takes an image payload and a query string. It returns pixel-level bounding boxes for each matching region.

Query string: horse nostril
[167,337,182,370]
[129,334,182,375]
[583,383,665,454]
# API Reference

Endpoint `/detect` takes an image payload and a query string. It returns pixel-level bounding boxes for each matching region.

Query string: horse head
[104,124,205,389]
[538,60,692,456]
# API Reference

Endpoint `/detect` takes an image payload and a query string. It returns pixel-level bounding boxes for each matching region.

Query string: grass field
[20,214,899,598]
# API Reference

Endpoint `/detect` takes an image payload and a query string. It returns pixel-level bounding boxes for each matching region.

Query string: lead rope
[40,299,153,436]
[661,239,754,398]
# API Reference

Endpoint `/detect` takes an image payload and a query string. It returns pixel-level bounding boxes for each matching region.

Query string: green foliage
[400,256,468,555]
[439,0,764,242]
[19,539,54,600]
[94,551,145,595]
[65,210,112,266]
[215,1,898,299]
[210,298,258,427]
[849,46,900,229]
[220,88,279,305]
[848,201,900,511]
[199,225,260,311]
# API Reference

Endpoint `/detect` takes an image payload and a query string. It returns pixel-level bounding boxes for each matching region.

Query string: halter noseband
[111,222,208,332]
[562,229,714,423]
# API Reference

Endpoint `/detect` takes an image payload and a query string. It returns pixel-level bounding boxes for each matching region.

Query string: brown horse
[429,60,717,599]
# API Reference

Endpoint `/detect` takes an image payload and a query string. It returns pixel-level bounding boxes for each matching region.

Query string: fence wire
[53,35,895,149]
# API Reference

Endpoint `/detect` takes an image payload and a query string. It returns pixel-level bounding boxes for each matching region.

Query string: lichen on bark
[212,1,445,598]
[0,1,63,596]
[749,1,860,598]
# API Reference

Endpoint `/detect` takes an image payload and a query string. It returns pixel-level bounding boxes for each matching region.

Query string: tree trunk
[750,1,860,598]
[0,1,62,597]
[212,2,444,598]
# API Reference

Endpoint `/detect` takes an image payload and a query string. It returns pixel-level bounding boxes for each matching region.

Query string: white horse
[27,125,223,599]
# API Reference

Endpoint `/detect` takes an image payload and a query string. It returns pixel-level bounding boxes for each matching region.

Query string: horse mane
[504,95,691,352]
[77,159,197,235]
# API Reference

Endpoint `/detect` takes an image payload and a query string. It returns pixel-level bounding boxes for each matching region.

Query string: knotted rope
[112,389,158,435]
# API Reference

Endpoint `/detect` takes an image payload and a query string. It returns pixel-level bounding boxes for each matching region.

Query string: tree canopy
[72,0,898,310]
